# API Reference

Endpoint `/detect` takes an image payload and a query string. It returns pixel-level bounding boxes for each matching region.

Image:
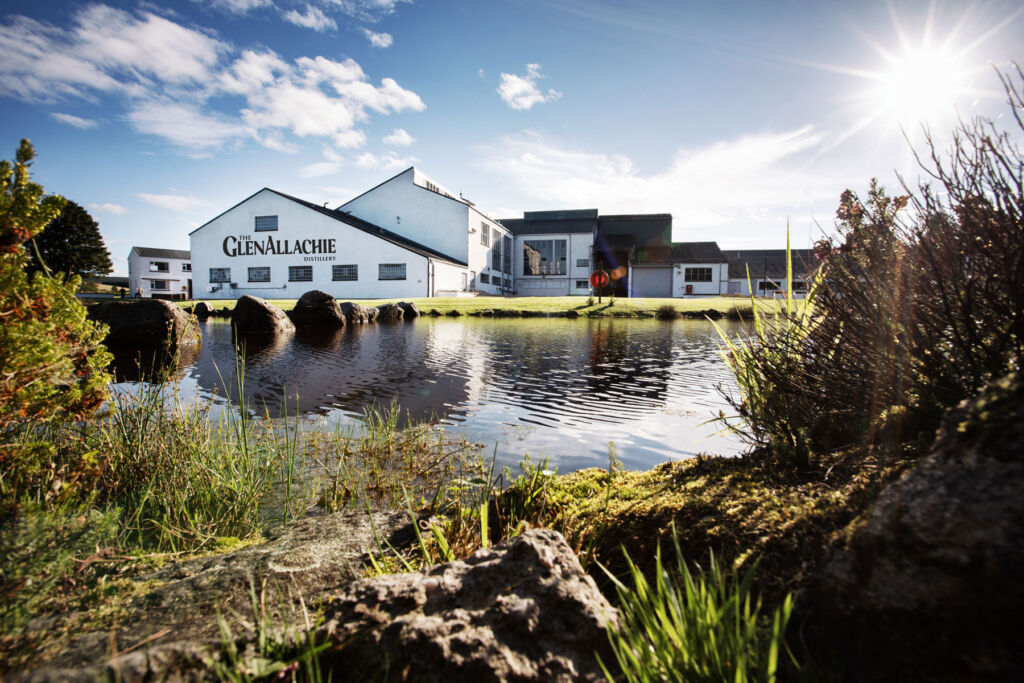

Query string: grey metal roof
[132,246,190,260]
[598,214,673,249]
[498,217,597,235]
[721,249,817,279]
[670,242,724,262]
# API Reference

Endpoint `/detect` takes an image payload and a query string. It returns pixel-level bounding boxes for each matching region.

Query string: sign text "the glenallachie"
[222,235,337,257]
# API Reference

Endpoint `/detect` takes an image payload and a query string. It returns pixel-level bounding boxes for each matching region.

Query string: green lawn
[180,295,788,318]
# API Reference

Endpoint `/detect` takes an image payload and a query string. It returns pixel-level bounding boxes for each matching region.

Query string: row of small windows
[684,267,713,282]
[209,264,406,283]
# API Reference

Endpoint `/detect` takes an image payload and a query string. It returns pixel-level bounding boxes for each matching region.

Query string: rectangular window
[503,277,511,289]
[210,267,231,283]
[379,263,406,280]
[150,261,169,272]
[576,280,589,289]
[254,215,278,232]
[150,280,169,290]
[576,258,590,268]
[480,222,489,246]
[248,266,270,283]
[502,235,512,274]
[491,236,502,271]
[182,263,192,272]
[758,280,782,291]
[522,239,567,275]
[479,273,490,284]
[332,264,358,281]
[289,265,313,282]
[684,267,713,282]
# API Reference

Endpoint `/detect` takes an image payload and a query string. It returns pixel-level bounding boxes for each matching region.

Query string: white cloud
[478,68,485,79]
[361,28,393,48]
[497,63,562,111]
[355,151,417,170]
[137,192,208,212]
[51,112,97,129]
[208,0,274,14]
[475,128,833,245]
[323,146,343,162]
[0,5,425,156]
[283,5,337,32]
[382,128,414,146]
[127,101,248,152]
[322,0,412,22]
[89,203,128,215]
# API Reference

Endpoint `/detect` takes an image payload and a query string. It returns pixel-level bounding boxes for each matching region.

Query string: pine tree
[25,200,112,282]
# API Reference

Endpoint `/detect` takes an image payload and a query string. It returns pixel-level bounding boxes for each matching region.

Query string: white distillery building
[189,185,471,300]
[127,246,192,299]
[339,167,513,294]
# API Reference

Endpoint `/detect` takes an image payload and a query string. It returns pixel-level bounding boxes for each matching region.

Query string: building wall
[340,168,470,265]
[431,259,470,296]
[467,206,513,294]
[672,262,728,296]
[191,189,437,300]
[513,231,594,296]
[128,250,191,298]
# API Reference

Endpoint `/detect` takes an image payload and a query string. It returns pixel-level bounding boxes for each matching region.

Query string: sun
[873,44,966,128]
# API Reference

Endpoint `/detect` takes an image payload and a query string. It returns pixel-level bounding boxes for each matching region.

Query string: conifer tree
[25,200,112,282]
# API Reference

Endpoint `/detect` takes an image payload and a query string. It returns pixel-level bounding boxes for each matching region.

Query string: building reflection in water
[111,317,744,471]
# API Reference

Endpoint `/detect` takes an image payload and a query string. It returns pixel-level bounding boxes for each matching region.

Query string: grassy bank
[178,295,790,319]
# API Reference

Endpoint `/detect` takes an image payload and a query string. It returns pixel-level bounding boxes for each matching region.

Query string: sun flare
[875,45,965,127]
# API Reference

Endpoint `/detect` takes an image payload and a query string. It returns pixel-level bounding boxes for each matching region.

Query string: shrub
[655,303,680,320]
[0,140,112,502]
[718,67,1024,461]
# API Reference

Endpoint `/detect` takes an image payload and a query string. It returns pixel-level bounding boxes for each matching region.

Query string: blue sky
[1,0,1020,275]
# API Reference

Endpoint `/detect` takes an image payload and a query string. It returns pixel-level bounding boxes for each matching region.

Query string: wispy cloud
[497,63,562,110]
[51,112,97,129]
[208,0,274,15]
[355,151,417,170]
[361,28,393,47]
[476,128,833,245]
[382,128,414,146]
[89,203,128,215]
[298,161,343,178]
[283,4,337,32]
[137,192,208,212]
[323,0,412,22]
[127,101,248,152]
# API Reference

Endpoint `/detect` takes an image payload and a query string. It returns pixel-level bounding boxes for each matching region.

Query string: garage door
[631,266,672,297]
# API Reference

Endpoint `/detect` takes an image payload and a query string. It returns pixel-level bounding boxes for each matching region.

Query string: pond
[111,317,747,473]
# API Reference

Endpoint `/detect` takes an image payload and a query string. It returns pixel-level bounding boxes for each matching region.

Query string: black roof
[598,214,673,249]
[499,217,597,236]
[670,242,724,262]
[190,188,466,267]
[132,246,190,260]
[721,249,817,279]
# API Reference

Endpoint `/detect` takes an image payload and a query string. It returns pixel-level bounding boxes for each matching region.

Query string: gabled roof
[670,242,724,262]
[721,249,817,279]
[131,246,191,260]
[190,187,466,267]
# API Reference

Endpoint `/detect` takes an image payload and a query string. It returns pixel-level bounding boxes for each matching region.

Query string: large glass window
[210,267,231,283]
[332,264,358,281]
[522,239,567,275]
[502,235,512,274]
[289,265,313,282]
[480,223,489,246]
[684,267,713,282]
[379,263,406,280]
[254,215,278,232]
[248,266,270,282]
[150,280,168,290]
[149,261,169,272]
[492,236,502,271]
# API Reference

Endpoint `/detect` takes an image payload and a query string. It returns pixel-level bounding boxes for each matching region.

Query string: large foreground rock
[317,529,618,681]
[20,509,417,681]
[810,373,1024,681]
[339,301,379,324]
[288,290,346,329]
[376,301,405,322]
[88,299,199,348]
[231,295,294,334]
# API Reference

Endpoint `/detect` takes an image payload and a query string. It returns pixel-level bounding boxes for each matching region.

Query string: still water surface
[113,317,746,472]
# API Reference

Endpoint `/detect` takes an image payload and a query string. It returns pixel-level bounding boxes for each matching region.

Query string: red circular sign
[590,270,610,289]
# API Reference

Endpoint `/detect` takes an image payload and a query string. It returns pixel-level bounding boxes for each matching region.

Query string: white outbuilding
[189,187,470,300]
[128,246,192,299]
